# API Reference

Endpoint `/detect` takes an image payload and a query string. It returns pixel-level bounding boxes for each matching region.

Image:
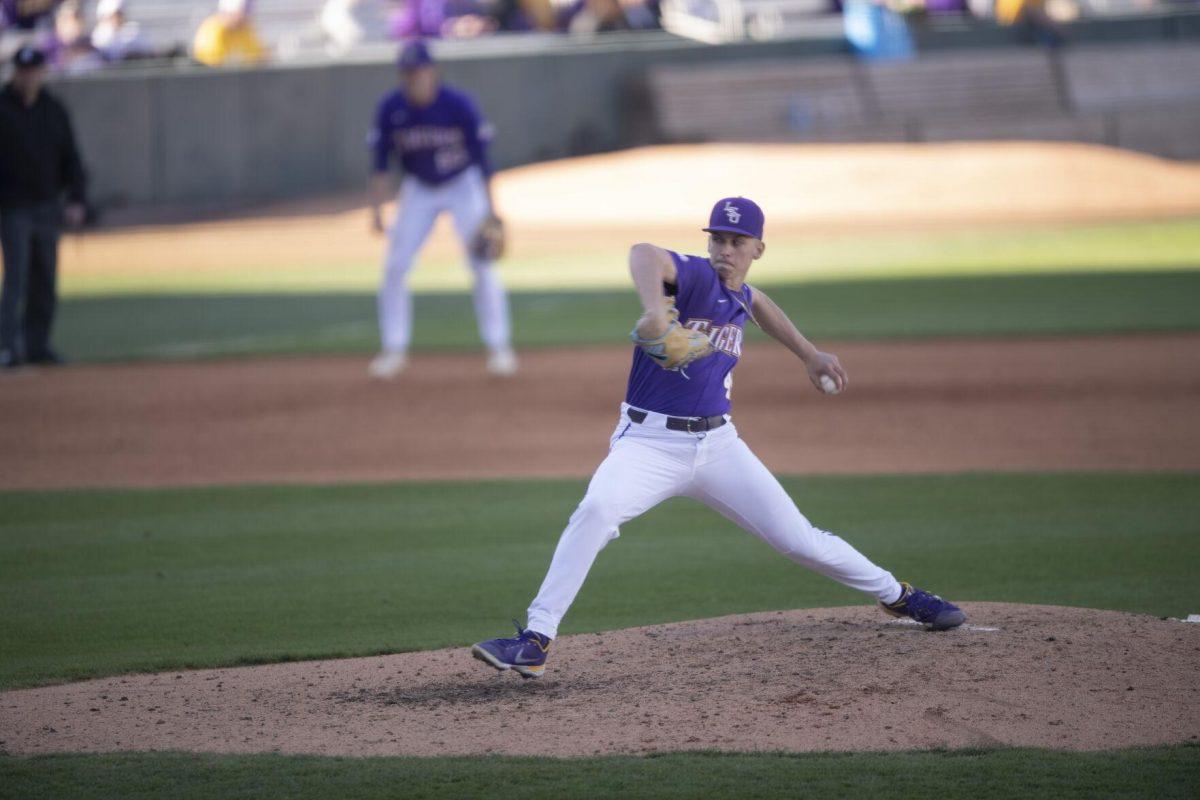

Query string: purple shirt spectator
[2,0,61,30]
[390,0,446,37]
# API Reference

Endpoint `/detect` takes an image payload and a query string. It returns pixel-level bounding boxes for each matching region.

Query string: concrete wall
[53,34,843,212]
[48,12,1200,214]
[651,42,1200,159]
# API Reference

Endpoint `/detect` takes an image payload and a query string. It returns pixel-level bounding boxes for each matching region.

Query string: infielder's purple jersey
[370,85,493,186]
[625,251,752,418]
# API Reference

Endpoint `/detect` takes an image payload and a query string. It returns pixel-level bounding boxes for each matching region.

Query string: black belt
[626,408,727,433]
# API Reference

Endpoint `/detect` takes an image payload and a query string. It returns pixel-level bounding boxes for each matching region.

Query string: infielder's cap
[398,40,434,71]
[703,197,764,241]
[12,46,46,69]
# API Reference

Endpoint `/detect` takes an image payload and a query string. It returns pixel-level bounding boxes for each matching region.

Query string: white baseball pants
[525,404,904,640]
[378,166,512,354]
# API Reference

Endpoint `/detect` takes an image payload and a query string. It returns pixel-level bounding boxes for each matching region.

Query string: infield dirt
[3,604,1198,757]
[2,333,1198,490]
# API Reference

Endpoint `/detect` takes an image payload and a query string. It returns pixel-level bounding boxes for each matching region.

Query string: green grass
[4,474,1197,797]
[55,270,1200,362]
[3,746,1199,800]
[2,473,1197,691]
[59,216,1200,296]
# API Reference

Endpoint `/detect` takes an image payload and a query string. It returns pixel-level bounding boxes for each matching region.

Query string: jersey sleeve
[458,92,494,179]
[666,251,705,307]
[368,98,392,174]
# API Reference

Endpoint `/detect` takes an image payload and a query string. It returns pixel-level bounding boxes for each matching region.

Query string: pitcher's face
[707,231,764,288]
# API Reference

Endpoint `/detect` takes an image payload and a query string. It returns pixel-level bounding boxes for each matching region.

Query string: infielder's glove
[630,298,714,371]
[471,214,506,261]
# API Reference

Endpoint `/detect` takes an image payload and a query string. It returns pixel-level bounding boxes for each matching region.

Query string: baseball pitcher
[472,197,966,679]
[367,39,515,379]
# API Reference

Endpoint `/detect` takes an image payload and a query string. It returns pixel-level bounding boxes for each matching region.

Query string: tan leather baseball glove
[629,297,714,371]
[471,214,506,261]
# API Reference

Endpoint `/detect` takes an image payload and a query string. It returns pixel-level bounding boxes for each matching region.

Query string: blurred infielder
[473,197,965,679]
[367,39,515,378]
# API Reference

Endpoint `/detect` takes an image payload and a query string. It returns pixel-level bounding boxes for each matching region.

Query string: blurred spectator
[192,0,266,66]
[391,0,496,38]
[1,0,60,32]
[995,0,1069,45]
[1,0,60,60]
[438,0,498,37]
[913,0,968,12]
[389,0,442,37]
[48,0,103,72]
[321,0,391,51]
[843,0,914,60]
[561,0,632,33]
[389,0,555,39]
[0,45,87,368]
[91,0,152,61]
[616,0,660,29]
[485,0,557,31]
[558,0,658,32]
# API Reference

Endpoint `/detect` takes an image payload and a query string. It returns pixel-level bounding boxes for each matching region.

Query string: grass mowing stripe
[55,270,1200,363]
[58,216,1200,297]
[2,746,1198,800]
[1,474,1197,691]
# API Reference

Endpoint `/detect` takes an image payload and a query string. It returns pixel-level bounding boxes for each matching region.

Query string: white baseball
[819,375,840,395]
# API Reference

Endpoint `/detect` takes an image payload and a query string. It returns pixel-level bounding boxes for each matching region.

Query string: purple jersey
[370,84,494,186]
[625,251,752,418]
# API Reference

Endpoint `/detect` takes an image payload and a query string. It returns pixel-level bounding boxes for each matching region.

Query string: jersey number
[724,372,734,401]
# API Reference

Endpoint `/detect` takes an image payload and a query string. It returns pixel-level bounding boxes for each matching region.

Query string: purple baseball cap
[398,40,434,71]
[703,197,765,241]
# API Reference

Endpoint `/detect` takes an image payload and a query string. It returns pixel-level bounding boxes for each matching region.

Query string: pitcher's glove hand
[471,214,506,261]
[630,298,714,371]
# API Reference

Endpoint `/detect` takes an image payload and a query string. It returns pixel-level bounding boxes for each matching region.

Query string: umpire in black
[0,45,87,368]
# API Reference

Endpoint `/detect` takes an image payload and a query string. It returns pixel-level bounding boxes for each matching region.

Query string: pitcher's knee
[571,494,627,532]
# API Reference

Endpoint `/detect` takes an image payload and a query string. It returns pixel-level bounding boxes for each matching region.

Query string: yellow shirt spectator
[192,12,267,67]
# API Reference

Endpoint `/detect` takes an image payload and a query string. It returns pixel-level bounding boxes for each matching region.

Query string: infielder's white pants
[378,166,511,353]
[525,404,903,639]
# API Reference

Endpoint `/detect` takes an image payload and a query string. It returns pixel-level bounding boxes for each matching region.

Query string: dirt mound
[2,334,1198,490]
[2,604,1197,757]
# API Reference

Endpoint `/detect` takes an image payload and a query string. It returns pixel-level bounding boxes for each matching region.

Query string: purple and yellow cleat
[471,621,552,679]
[880,582,966,631]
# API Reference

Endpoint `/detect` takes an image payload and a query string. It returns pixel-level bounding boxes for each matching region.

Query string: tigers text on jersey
[625,251,752,418]
[370,85,493,186]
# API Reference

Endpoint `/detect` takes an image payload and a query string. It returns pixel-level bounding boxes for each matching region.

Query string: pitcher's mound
[3,603,1197,757]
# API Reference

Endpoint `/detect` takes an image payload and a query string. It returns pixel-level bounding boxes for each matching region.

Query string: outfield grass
[3,746,1198,800]
[55,270,1200,362]
[58,216,1200,296]
[2,473,1196,691]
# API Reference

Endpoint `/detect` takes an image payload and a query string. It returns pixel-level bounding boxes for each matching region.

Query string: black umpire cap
[13,46,47,69]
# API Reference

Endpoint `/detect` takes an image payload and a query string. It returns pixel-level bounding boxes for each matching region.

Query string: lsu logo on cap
[704,196,764,240]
